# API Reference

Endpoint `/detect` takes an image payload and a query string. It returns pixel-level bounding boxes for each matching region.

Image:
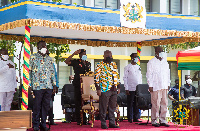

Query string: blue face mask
[81,55,87,61]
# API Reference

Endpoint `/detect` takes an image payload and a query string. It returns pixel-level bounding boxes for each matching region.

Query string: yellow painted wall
[48,53,177,61]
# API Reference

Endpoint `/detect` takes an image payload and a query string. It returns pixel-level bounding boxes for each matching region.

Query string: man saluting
[65,49,91,125]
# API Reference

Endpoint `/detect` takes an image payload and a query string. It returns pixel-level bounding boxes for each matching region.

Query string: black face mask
[106,57,113,63]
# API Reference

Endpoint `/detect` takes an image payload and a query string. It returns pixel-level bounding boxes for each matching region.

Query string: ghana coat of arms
[120,0,146,29]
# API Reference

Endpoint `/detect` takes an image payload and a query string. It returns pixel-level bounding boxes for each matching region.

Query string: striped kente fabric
[95,61,120,92]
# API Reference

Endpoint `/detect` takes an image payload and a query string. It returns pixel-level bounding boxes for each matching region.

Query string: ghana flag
[176,46,200,70]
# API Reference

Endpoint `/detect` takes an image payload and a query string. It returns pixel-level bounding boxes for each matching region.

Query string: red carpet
[27,120,200,131]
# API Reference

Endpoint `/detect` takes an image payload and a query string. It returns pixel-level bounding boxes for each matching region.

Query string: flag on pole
[120,0,146,29]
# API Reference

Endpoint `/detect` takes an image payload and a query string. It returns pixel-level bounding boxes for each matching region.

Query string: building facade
[44,0,199,89]
[59,0,200,15]
[5,0,199,118]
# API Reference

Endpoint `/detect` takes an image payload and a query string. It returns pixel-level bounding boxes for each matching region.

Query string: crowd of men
[0,41,198,130]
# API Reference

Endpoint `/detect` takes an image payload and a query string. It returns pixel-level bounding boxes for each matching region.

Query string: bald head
[103,50,113,63]
[155,46,163,53]
[0,48,8,55]
[104,50,112,55]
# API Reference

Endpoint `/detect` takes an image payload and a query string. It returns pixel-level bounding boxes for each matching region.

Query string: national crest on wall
[123,2,144,23]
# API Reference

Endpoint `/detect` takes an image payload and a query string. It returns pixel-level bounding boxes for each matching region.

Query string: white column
[120,59,128,84]
[159,0,167,13]
[14,41,23,87]
[121,47,128,56]
[85,0,94,7]
[182,0,190,15]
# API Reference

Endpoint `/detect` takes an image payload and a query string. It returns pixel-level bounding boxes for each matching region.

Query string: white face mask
[1,55,9,60]
[186,79,192,85]
[159,52,165,58]
[40,48,47,54]
[133,57,139,63]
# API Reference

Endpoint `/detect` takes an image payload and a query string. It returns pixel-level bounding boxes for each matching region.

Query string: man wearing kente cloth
[95,50,120,129]
[65,49,91,125]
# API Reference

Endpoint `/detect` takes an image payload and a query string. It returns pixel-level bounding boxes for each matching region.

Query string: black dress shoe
[109,125,120,128]
[40,127,50,131]
[33,127,40,131]
[62,121,71,123]
[101,125,108,129]
[129,119,133,123]
[133,119,142,122]
[77,122,81,125]
[152,123,160,127]
[50,122,58,125]
[160,123,170,127]
[83,122,91,125]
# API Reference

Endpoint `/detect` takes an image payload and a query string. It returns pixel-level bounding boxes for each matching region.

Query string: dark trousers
[127,91,139,120]
[48,97,54,124]
[74,84,86,123]
[99,90,117,126]
[33,89,52,128]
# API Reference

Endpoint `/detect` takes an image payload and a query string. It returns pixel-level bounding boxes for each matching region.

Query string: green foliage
[0,40,70,85]
[161,42,200,53]
[52,0,62,2]
[31,42,71,64]
[0,40,16,56]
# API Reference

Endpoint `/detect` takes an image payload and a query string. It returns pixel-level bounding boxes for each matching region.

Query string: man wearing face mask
[65,49,91,125]
[168,79,180,123]
[95,50,120,129]
[29,41,57,131]
[0,48,17,111]
[181,75,196,99]
[123,53,142,123]
[146,46,171,127]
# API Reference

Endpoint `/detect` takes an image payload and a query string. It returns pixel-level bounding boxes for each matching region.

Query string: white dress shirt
[0,59,17,92]
[123,64,142,91]
[146,57,171,91]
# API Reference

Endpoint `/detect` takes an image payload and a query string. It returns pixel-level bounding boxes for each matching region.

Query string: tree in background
[161,42,200,53]
[0,40,70,86]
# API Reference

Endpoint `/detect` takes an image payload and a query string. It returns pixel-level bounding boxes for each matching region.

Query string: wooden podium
[0,110,32,130]
[186,105,199,126]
